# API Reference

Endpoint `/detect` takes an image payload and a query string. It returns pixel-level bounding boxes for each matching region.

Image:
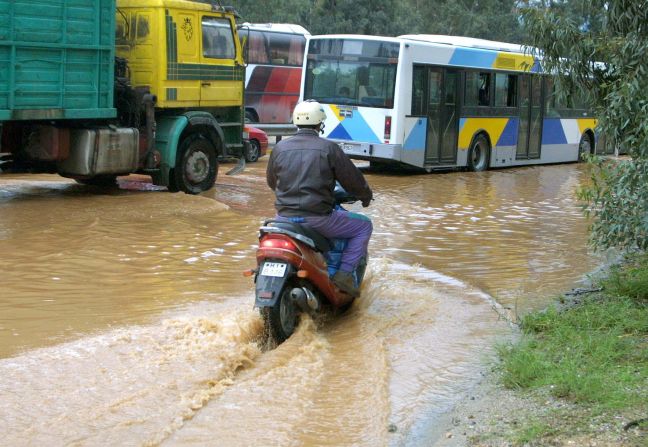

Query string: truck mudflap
[254,261,295,308]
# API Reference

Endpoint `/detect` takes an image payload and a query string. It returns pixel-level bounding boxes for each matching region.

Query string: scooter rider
[266,100,373,297]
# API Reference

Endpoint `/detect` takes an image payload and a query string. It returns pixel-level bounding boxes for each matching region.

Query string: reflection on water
[367,165,596,312]
[0,162,598,445]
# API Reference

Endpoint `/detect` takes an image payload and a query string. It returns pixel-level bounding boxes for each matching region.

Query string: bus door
[517,75,543,159]
[421,67,459,165]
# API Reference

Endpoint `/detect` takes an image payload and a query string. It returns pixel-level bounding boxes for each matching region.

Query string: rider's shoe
[332,271,359,297]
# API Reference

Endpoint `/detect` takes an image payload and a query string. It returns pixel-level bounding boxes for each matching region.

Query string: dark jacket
[266,129,373,217]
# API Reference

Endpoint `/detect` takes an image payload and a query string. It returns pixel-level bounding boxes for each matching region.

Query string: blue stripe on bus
[542,119,568,145]
[449,48,498,69]
[329,122,353,141]
[403,118,427,150]
[340,113,381,143]
[459,118,467,132]
[496,118,518,146]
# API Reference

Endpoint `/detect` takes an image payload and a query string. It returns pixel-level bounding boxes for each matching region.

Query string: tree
[411,0,526,43]
[228,0,311,25]
[522,0,648,250]
[227,0,525,42]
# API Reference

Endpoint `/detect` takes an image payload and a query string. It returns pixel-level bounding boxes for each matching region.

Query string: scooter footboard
[255,261,295,308]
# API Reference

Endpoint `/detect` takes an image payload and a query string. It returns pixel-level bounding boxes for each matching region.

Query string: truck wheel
[173,134,218,194]
[468,134,490,172]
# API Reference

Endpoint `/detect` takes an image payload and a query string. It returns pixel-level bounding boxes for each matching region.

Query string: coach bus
[301,34,611,171]
[238,23,309,124]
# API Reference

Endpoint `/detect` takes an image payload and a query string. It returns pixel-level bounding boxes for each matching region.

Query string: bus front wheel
[468,135,490,172]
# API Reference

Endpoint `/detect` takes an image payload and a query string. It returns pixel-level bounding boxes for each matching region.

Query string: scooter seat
[263,220,332,253]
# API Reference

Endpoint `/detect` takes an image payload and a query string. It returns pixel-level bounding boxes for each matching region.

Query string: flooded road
[0,161,599,445]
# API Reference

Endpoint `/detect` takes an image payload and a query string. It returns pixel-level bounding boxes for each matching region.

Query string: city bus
[238,23,310,124]
[301,34,611,171]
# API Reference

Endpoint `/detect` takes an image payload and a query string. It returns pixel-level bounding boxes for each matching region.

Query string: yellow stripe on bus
[577,118,598,134]
[493,53,536,72]
[458,118,509,150]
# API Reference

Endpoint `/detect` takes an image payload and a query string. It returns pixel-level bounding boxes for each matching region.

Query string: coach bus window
[495,74,517,107]
[202,17,235,59]
[267,33,305,66]
[247,30,269,64]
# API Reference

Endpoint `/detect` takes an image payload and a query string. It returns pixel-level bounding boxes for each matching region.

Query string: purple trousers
[303,209,373,272]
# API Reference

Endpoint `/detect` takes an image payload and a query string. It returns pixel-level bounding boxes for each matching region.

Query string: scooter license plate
[261,262,287,277]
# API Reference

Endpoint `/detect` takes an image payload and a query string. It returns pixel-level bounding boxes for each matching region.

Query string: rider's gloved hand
[362,198,371,207]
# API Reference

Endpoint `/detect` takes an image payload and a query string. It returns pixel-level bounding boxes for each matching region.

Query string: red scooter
[245,187,368,344]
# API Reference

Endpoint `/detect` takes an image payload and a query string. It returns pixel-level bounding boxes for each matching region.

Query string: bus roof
[399,34,528,54]
[309,34,402,44]
[308,34,541,73]
[241,23,310,35]
[308,34,532,55]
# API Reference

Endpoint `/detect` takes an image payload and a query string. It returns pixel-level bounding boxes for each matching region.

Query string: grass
[495,252,648,445]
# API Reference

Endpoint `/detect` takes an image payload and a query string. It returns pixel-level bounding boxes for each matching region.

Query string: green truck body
[0,0,246,194]
[0,0,115,121]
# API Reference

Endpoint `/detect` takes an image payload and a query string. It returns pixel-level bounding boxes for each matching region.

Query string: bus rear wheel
[172,134,218,194]
[468,134,490,172]
[578,133,593,161]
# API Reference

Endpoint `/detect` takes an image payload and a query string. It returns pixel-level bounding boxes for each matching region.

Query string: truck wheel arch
[153,112,225,187]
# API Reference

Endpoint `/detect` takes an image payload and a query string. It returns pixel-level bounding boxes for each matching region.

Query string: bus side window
[478,72,491,106]
[544,78,560,117]
[495,73,517,107]
[465,72,479,106]
[412,66,426,115]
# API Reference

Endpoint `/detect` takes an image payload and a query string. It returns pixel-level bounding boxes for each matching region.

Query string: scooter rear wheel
[262,284,298,344]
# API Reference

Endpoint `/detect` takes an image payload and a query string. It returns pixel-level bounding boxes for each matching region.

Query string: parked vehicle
[246,185,368,344]
[238,23,309,125]
[302,34,610,172]
[243,125,268,162]
[0,0,246,194]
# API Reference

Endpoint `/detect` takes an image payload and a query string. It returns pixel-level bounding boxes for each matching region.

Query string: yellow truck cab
[116,0,246,192]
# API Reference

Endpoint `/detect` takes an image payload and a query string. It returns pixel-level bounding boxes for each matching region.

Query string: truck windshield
[304,39,399,109]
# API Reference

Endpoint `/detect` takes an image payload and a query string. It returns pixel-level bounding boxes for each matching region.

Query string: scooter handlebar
[333,182,358,205]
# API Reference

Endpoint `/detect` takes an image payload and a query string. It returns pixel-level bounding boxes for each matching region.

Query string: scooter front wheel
[261,284,298,344]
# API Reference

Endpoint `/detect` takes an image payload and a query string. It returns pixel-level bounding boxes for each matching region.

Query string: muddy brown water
[0,161,599,445]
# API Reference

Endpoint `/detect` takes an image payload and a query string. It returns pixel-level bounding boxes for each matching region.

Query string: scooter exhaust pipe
[290,287,320,312]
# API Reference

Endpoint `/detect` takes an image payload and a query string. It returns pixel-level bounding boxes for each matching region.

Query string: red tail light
[384,116,392,141]
[260,237,298,252]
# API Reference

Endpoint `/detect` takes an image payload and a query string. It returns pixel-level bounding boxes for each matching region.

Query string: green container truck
[0,0,247,193]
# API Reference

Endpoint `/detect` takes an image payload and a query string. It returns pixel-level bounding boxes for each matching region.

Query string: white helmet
[292,100,326,126]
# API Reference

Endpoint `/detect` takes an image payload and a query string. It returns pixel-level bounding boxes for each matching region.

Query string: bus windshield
[304,39,399,108]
